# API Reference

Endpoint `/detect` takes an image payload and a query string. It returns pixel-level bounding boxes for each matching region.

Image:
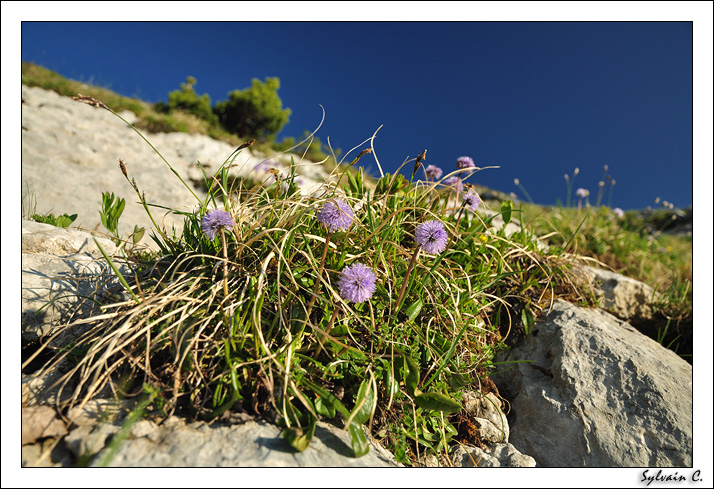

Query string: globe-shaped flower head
[424,164,443,181]
[316,199,355,232]
[456,156,475,172]
[575,188,589,198]
[462,189,482,212]
[415,220,449,255]
[201,209,236,240]
[337,262,377,303]
[442,176,464,192]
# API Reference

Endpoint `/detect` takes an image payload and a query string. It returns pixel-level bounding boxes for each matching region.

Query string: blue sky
[18,19,695,210]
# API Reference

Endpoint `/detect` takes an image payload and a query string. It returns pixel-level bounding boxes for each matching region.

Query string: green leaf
[501,200,513,224]
[375,173,391,194]
[115,197,126,219]
[348,422,370,458]
[405,299,424,322]
[314,395,336,418]
[55,213,76,228]
[351,377,376,425]
[446,372,470,391]
[383,362,399,397]
[283,414,317,453]
[414,392,462,413]
[390,173,406,193]
[521,304,535,335]
[403,354,420,397]
[347,170,359,196]
[301,379,350,419]
[132,225,145,244]
[99,211,110,231]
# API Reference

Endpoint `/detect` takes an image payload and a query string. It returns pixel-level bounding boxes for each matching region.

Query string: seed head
[73,94,108,110]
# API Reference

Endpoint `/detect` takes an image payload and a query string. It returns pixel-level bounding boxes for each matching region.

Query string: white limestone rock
[578,265,659,321]
[90,417,401,467]
[451,443,536,467]
[491,299,692,467]
[21,219,130,341]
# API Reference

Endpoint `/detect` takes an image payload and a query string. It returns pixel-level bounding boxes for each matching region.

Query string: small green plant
[98,191,125,240]
[96,189,145,251]
[31,212,77,228]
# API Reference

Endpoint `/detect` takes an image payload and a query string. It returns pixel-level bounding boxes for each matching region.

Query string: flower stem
[313,306,340,359]
[220,228,229,298]
[306,230,331,317]
[446,206,466,251]
[454,177,462,206]
[394,246,420,313]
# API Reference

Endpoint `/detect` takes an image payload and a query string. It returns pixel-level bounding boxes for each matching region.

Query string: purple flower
[201,209,235,240]
[613,207,625,218]
[415,220,448,255]
[337,262,377,303]
[316,199,355,232]
[442,176,464,192]
[424,164,443,180]
[462,189,482,212]
[456,156,475,171]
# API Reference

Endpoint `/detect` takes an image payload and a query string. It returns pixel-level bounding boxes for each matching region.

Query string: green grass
[23,68,693,465]
[517,202,692,360]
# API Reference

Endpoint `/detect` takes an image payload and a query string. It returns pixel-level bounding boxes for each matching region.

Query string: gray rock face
[491,300,692,467]
[451,443,536,467]
[578,265,658,321]
[89,416,400,467]
[21,406,68,445]
[462,390,510,445]
[21,219,129,341]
